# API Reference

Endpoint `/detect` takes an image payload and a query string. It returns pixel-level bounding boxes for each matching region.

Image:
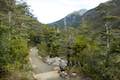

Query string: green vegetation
[0,0,120,80]
[35,25,120,80]
[0,0,36,79]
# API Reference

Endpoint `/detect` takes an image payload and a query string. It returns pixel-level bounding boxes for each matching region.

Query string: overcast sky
[26,0,109,24]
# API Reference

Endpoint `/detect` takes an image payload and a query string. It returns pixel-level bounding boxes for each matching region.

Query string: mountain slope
[49,0,120,29]
[81,0,120,30]
[49,9,87,28]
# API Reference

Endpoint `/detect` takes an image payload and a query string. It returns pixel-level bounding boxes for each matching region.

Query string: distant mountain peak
[49,9,87,28]
[67,9,87,17]
[73,9,87,15]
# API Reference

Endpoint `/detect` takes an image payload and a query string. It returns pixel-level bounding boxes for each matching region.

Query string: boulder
[53,66,60,71]
[70,72,77,77]
[60,71,68,78]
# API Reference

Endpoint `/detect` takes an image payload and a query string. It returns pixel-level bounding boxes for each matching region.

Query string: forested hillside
[81,0,120,31]
[0,0,43,79]
[0,0,120,80]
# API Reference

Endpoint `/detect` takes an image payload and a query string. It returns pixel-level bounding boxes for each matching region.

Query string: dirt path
[29,47,61,80]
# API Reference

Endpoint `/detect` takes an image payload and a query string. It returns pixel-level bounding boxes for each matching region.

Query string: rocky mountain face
[49,9,87,28]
